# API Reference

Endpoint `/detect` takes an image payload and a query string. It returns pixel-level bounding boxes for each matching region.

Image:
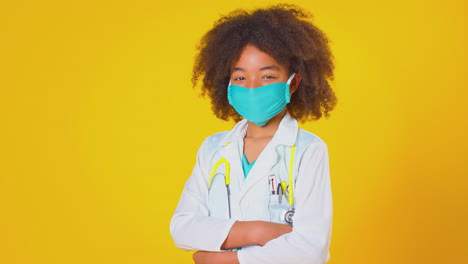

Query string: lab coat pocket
[268,194,289,224]
[267,163,289,224]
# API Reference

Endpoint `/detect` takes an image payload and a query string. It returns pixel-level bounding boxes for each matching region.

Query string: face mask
[227,73,296,126]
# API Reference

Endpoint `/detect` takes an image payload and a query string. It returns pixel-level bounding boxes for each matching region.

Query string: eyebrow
[232,65,281,72]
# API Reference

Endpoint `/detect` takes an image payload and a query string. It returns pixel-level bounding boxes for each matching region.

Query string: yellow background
[1,0,467,263]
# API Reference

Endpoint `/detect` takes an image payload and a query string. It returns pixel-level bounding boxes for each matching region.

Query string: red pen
[270,178,275,194]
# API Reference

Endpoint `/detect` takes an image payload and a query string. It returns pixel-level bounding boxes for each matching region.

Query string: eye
[263,75,277,79]
[234,76,245,81]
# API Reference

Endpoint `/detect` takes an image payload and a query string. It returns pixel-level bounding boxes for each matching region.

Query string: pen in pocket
[277,181,287,204]
[268,174,276,194]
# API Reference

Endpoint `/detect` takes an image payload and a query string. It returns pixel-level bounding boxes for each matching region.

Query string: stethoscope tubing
[208,144,296,224]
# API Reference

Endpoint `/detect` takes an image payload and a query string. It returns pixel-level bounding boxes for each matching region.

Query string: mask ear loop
[287,73,296,84]
[285,73,296,103]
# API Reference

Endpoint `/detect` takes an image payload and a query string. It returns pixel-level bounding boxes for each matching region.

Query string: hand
[193,251,239,264]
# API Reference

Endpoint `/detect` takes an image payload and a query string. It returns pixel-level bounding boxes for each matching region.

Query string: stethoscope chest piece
[282,209,295,225]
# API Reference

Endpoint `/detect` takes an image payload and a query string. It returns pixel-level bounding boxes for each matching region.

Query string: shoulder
[196,131,231,161]
[201,131,231,150]
[296,127,328,152]
[191,131,232,172]
[199,119,247,152]
[294,127,329,171]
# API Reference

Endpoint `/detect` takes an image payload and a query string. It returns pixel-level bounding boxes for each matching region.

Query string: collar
[220,111,299,147]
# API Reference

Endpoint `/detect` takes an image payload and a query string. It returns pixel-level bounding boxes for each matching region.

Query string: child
[170,4,337,264]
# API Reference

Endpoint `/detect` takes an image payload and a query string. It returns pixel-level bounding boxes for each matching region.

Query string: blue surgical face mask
[227,73,296,126]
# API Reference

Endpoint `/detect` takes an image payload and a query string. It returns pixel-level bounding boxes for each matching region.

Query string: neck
[245,109,287,139]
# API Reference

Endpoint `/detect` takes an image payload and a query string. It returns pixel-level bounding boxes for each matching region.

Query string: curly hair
[192,3,337,123]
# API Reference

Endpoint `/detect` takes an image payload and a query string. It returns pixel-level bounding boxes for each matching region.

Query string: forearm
[193,251,239,264]
[221,221,259,249]
[221,220,292,250]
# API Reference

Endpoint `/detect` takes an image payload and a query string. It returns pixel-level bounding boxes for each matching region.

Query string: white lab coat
[170,112,333,264]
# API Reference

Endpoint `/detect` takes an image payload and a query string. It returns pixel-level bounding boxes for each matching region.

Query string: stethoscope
[208,144,296,225]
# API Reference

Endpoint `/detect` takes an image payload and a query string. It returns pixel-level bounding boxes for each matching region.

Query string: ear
[290,73,302,94]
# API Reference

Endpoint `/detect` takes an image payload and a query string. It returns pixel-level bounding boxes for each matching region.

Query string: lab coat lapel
[217,128,278,202]
[217,112,298,203]
[238,112,298,201]
[238,141,278,201]
[217,118,247,190]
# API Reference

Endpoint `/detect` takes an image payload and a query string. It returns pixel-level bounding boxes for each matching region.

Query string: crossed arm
[173,140,332,264]
[193,221,292,264]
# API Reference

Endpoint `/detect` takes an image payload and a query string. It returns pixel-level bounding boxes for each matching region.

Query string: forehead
[232,44,286,71]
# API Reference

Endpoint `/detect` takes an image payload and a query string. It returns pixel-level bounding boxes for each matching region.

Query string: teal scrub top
[241,153,256,178]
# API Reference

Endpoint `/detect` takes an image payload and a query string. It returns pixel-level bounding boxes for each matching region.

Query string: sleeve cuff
[216,218,237,251]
